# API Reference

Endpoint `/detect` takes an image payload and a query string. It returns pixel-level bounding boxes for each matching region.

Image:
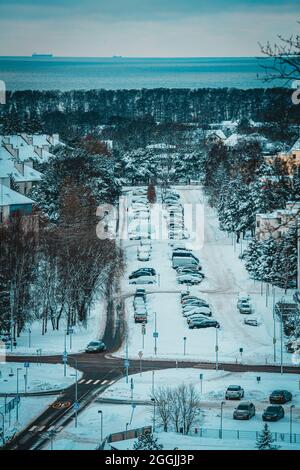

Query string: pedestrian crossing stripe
[29,425,37,431]
[77,378,114,385]
[38,426,46,432]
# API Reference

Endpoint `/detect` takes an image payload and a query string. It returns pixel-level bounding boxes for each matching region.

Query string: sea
[0,56,285,91]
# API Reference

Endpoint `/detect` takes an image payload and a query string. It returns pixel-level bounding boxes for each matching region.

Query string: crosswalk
[29,425,64,433]
[77,378,115,386]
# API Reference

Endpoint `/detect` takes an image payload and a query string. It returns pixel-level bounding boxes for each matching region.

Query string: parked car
[182,298,209,308]
[262,405,285,422]
[183,306,212,317]
[138,250,151,261]
[134,288,146,299]
[186,314,211,324]
[238,301,252,314]
[85,340,106,353]
[233,402,255,420]
[269,390,292,404]
[129,276,156,285]
[225,385,244,400]
[244,317,259,326]
[188,318,220,329]
[177,273,203,285]
[181,295,203,303]
[129,268,156,279]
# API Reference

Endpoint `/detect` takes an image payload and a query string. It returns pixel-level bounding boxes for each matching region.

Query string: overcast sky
[0,0,299,57]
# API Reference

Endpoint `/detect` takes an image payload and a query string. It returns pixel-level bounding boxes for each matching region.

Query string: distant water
[0,56,285,91]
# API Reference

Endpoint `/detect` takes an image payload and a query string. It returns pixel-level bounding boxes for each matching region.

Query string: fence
[192,427,300,444]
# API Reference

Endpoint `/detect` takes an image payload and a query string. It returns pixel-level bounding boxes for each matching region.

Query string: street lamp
[215,327,219,371]
[220,401,225,439]
[151,398,156,433]
[0,411,5,445]
[183,337,187,356]
[68,357,78,427]
[125,422,129,439]
[98,410,103,442]
[290,405,295,444]
[16,367,23,422]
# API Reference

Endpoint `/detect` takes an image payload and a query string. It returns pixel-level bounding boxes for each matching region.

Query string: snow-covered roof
[206,129,226,140]
[290,137,300,152]
[224,133,240,147]
[0,183,34,207]
[0,146,42,182]
[31,134,51,147]
[146,143,176,149]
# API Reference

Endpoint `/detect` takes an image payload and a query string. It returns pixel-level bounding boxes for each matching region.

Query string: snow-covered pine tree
[133,432,163,451]
[256,423,279,450]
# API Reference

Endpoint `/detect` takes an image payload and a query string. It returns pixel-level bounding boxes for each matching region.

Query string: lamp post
[151,398,156,433]
[280,311,283,375]
[0,411,5,445]
[183,337,187,356]
[98,410,103,442]
[215,327,219,371]
[290,405,295,444]
[68,357,78,427]
[16,367,22,422]
[220,401,225,439]
[125,422,129,439]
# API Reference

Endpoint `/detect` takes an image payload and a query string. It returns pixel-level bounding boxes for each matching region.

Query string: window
[256,221,260,227]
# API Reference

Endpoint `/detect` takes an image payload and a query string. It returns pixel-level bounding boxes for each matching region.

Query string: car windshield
[267,406,280,412]
[228,386,240,391]
[272,390,283,395]
[89,342,100,346]
[237,405,250,410]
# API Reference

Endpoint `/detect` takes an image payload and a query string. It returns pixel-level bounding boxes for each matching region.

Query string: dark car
[129,268,156,279]
[135,288,146,300]
[85,340,106,353]
[269,390,292,404]
[263,405,285,422]
[233,402,255,420]
[188,318,219,329]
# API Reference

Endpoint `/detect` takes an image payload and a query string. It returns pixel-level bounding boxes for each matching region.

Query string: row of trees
[0,144,124,339]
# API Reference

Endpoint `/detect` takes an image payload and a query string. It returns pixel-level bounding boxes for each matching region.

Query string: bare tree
[152,387,173,432]
[259,21,300,84]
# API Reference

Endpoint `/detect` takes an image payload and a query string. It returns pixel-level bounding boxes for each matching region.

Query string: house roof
[206,129,226,140]
[0,146,42,182]
[291,137,300,152]
[0,183,34,207]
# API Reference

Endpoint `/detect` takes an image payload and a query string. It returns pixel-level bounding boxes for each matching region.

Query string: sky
[0,0,299,57]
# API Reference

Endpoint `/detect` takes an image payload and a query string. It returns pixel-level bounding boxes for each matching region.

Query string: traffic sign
[124,360,129,368]
[73,402,80,411]
[68,328,74,334]
[153,332,159,338]
[130,378,134,390]
[63,351,68,358]
[138,351,143,359]
[24,362,30,368]
[199,373,203,380]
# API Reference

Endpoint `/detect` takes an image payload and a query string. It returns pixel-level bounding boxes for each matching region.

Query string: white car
[138,250,151,261]
[183,306,212,317]
[177,273,202,284]
[129,275,156,285]
[129,232,150,240]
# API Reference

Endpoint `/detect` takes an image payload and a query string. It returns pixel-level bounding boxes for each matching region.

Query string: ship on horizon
[32,53,53,58]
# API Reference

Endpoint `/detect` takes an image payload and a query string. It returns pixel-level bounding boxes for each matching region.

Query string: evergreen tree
[133,432,163,451]
[256,423,279,450]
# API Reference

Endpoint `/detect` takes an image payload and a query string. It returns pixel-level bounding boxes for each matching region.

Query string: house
[205,129,226,144]
[0,182,34,223]
[264,137,300,175]
[255,202,300,241]
[0,145,42,195]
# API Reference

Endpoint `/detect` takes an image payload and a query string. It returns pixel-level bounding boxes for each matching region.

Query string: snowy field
[45,368,300,450]
[0,362,81,394]
[117,186,297,365]
[5,298,106,356]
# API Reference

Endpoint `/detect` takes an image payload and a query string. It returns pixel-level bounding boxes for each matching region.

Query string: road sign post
[138,351,143,376]
[142,323,146,349]
[199,373,203,394]
[24,362,29,394]
[130,378,134,401]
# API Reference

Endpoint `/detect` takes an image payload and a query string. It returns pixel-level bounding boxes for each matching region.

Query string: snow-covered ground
[0,362,81,394]
[45,368,300,450]
[117,186,297,365]
[5,298,106,356]
[0,362,80,446]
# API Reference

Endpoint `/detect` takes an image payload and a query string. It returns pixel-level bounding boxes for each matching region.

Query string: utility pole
[215,327,219,371]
